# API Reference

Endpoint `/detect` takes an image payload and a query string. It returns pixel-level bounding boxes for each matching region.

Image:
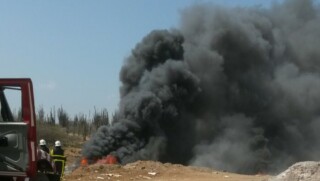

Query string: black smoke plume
[82,0,320,173]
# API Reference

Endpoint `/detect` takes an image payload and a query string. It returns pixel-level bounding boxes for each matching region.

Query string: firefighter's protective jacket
[50,147,66,177]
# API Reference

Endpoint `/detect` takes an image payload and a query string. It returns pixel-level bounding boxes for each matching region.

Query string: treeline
[36,106,112,141]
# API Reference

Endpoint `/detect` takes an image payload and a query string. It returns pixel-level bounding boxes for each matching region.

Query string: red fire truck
[0,78,60,181]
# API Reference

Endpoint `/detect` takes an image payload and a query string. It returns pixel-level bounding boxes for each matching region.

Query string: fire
[81,155,118,166]
[97,155,118,164]
[81,157,88,166]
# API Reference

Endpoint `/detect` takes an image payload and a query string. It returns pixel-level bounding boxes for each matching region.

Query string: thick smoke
[83,0,320,174]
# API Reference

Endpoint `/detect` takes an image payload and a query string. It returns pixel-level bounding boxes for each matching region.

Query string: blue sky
[0,0,285,117]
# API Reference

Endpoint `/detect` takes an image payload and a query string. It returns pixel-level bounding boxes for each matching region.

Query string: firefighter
[39,139,50,153]
[36,147,54,173]
[50,140,66,178]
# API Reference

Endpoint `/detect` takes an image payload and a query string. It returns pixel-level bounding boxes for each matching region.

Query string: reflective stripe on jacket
[50,148,66,176]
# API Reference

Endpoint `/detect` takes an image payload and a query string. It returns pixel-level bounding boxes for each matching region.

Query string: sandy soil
[62,148,271,181]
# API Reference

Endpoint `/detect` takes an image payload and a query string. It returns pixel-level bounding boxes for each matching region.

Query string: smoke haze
[83,0,320,173]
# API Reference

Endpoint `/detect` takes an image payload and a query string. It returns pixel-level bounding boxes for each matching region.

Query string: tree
[73,115,79,135]
[112,111,120,123]
[48,107,56,125]
[78,114,89,141]
[57,106,70,132]
[92,107,109,132]
[37,106,45,123]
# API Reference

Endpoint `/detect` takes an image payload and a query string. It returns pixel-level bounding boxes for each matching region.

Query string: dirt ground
[62,147,271,181]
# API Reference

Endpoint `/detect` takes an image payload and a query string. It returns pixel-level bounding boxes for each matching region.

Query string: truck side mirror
[0,133,17,148]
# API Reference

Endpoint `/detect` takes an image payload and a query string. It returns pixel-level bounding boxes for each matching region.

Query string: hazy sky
[0,0,285,116]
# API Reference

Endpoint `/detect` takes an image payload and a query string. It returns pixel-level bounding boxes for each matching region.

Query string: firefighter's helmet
[55,140,62,147]
[39,139,46,146]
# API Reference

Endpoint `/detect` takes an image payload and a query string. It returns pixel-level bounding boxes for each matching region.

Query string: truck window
[0,87,22,122]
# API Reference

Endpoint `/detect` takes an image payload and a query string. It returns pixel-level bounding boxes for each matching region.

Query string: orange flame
[81,157,88,166]
[97,155,118,164]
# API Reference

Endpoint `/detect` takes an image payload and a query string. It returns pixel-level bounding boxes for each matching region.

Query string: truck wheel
[30,172,50,181]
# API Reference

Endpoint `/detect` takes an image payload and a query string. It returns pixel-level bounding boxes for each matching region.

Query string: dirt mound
[64,160,270,181]
[269,161,320,181]
[62,147,270,180]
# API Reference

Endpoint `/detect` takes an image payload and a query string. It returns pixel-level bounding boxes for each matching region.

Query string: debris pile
[64,160,270,181]
[269,161,320,181]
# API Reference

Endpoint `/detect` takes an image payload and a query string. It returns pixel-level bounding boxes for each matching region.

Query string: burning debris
[97,155,118,165]
[82,0,320,174]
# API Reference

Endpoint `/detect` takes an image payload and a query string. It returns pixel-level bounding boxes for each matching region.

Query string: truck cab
[0,79,58,181]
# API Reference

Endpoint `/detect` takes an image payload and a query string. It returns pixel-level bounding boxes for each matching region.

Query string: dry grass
[36,122,83,148]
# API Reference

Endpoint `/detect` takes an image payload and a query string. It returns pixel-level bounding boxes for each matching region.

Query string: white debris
[102,173,122,177]
[269,161,320,181]
[148,172,157,176]
[96,176,104,179]
[141,176,152,179]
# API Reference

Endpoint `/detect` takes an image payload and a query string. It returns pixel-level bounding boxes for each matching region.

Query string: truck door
[0,79,37,179]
